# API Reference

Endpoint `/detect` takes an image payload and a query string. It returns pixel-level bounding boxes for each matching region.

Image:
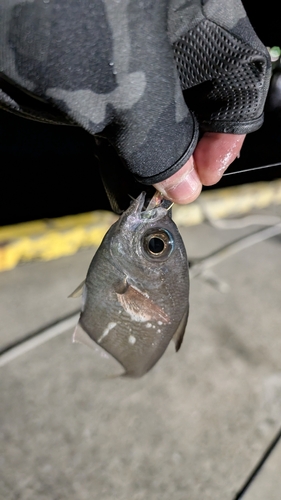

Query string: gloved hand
[0,0,271,207]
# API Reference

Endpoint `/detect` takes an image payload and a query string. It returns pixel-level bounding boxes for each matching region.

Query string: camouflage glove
[0,0,271,185]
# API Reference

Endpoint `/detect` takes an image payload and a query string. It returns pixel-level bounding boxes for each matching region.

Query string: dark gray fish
[71,192,189,378]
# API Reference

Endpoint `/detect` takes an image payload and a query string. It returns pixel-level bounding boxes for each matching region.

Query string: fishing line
[223,162,281,176]
[233,427,281,499]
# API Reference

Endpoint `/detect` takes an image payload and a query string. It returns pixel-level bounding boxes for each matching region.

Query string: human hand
[1,0,271,213]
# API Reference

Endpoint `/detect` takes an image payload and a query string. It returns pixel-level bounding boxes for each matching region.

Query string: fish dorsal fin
[173,307,189,352]
[68,279,85,298]
[73,322,124,376]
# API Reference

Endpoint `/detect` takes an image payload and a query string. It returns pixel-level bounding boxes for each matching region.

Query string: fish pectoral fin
[113,277,128,294]
[173,307,189,352]
[68,279,85,298]
[116,284,169,323]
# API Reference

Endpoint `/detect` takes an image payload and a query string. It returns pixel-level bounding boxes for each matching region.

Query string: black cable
[233,428,281,499]
[0,309,80,357]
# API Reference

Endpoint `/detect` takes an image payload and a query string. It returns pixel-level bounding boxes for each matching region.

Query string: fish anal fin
[173,307,189,352]
[68,279,85,298]
[73,322,97,350]
[73,322,125,376]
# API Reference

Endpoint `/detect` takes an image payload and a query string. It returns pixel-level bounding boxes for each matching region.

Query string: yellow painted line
[0,211,117,272]
[0,211,116,240]
[1,179,281,272]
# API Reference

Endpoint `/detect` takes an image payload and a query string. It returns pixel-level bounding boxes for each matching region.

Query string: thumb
[154,133,245,204]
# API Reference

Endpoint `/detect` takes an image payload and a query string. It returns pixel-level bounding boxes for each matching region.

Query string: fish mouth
[118,192,168,229]
[135,192,147,214]
[120,192,146,218]
[128,191,164,216]
[116,192,146,230]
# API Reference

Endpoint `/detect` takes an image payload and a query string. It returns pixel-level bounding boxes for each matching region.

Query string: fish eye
[142,229,174,261]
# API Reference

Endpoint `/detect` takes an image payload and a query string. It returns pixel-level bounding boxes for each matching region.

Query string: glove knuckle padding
[171,1,271,134]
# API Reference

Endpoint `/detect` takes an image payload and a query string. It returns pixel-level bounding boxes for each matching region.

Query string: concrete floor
[1,205,281,499]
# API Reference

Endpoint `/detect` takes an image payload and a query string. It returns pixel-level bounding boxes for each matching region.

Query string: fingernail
[156,167,201,203]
